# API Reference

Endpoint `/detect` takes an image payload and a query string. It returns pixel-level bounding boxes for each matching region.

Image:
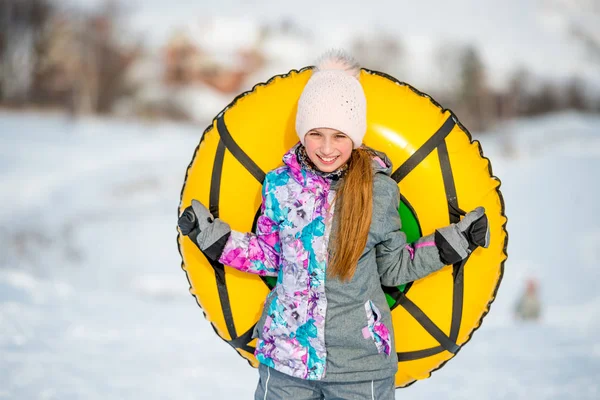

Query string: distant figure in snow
[514,278,541,321]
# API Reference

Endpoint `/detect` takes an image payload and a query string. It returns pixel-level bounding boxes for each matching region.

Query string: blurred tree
[434,42,463,93]
[0,0,55,105]
[29,0,140,115]
[565,76,589,111]
[506,67,533,117]
[431,43,498,131]
[505,69,596,117]
[429,41,465,109]
[164,31,201,85]
[1,0,140,116]
[538,0,600,115]
[351,31,404,78]
[541,0,600,63]
[86,2,140,114]
[457,45,494,131]
[529,82,562,115]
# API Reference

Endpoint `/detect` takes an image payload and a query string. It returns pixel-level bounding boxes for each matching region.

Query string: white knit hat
[295,50,367,148]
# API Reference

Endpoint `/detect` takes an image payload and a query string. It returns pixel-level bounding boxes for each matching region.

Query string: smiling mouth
[317,154,339,164]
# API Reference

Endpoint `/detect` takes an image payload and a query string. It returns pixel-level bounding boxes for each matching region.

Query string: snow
[1,109,599,399]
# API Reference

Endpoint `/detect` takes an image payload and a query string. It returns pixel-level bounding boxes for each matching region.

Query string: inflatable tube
[177,68,507,388]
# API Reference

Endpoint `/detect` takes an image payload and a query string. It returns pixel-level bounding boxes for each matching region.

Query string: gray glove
[178,200,231,261]
[434,206,490,265]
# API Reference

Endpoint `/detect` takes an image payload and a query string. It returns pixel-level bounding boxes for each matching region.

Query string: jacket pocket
[252,291,277,339]
[362,300,392,356]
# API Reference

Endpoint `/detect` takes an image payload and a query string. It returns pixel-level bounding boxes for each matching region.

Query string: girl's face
[303,128,353,173]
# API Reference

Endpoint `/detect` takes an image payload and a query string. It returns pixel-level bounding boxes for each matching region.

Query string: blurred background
[1,0,599,399]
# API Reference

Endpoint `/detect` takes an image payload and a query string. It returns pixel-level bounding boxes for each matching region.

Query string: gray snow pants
[254,364,395,400]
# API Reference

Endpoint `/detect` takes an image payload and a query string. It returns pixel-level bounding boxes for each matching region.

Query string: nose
[321,136,333,155]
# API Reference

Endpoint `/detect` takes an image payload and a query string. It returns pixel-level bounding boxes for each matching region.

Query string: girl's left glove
[434,207,490,265]
[178,200,231,261]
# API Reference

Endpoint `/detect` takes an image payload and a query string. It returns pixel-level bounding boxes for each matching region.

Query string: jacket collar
[282,142,393,187]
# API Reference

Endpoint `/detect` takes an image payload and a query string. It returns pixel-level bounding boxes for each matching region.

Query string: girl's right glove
[178,200,231,261]
[434,206,490,265]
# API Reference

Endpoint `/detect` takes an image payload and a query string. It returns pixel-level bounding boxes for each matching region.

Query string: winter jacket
[218,143,445,382]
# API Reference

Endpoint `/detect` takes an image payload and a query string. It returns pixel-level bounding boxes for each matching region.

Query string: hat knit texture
[295,50,367,148]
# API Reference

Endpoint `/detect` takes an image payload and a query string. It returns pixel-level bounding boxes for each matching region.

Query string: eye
[335,134,348,140]
[309,131,322,137]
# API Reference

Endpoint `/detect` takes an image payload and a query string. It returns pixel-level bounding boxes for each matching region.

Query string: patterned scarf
[296,145,349,181]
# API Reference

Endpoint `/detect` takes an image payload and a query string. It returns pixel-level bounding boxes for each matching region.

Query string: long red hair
[327,148,373,282]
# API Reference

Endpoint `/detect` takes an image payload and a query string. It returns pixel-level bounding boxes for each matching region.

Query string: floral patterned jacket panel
[218,143,333,380]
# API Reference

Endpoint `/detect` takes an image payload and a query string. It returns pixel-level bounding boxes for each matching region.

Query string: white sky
[65,0,599,88]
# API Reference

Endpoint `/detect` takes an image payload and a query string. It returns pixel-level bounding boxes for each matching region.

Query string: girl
[178,50,489,400]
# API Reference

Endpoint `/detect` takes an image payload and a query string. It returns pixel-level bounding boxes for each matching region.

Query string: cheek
[304,136,318,151]
[304,141,318,159]
[338,144,353,164]
[338,153,351,165]
[303,141,321,165]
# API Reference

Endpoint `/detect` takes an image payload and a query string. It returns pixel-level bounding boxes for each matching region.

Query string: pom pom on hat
[295,49,367,148]
[314,49,361,78]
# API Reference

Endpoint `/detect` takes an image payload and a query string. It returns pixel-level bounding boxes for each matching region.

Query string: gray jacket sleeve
[375,183,446,287]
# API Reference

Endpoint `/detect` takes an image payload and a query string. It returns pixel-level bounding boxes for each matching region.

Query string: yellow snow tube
[178,68,507,388]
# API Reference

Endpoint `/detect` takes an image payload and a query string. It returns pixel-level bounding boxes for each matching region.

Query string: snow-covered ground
[1,110,599,399]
